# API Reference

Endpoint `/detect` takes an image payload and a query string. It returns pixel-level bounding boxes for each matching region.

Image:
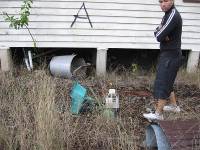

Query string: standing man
[143,0,183,121]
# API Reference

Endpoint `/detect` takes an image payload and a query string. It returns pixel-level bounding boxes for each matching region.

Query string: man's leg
[143,56,175,121]
[143,99,166,120]
[163,91,181,112]
[169,91,177,105]
[156,99,167,114]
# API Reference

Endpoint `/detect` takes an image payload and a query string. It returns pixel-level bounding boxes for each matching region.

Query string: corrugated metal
[159,120,200,150]
[0,0,200,50]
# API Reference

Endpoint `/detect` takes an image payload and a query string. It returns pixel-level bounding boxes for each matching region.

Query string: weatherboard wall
[0,0,200,51]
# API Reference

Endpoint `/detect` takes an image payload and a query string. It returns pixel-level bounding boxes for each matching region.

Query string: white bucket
[50,55,86,78]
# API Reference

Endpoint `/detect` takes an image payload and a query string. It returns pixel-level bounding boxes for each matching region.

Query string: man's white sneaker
[163,104,181,112]
[143,112,164,121]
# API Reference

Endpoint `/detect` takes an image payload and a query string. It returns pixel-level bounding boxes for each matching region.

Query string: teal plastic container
[70,82,87,114]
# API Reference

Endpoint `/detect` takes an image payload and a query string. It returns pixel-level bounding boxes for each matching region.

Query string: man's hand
[154,24,162,36]
[156,24,162,31]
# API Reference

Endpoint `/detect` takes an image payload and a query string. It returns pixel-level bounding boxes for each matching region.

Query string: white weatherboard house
[0,0,200,74]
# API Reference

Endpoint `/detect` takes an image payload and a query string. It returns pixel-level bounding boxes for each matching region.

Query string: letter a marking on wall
[70,2,93,28]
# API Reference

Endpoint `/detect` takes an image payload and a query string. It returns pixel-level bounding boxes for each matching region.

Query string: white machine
[105,89,119,109]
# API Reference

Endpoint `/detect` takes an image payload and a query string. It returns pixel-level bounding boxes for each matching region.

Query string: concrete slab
[0,47,12,71]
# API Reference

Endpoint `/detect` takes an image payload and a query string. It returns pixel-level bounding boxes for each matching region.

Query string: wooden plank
[0,15,162,24]
[1,8,163,18]
[0,1,161,10]
[0,35,157,43]
[2,15,200,27]
[1,21,200,32]
[1,34,200,44]
[0,29,155,37]
[0,41,159,49]
[0,22,157,30]
[183,0,200,3]
[2,7,200,20]
[0,0,159,6]
[1,9,200,22]
[1,41,199,50]
[1,1,200,14]
[1,23,199,34]
[1,28,200,39]
[1,0,200,7]
[29,0,200,7]
[1,0,197,9]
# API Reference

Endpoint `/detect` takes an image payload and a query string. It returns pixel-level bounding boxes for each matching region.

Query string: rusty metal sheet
[158,120,200,150]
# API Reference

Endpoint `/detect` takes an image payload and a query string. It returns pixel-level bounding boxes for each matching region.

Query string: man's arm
[155,9,178,42]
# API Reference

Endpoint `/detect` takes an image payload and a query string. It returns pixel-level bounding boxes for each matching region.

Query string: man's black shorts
[153,53,183,100]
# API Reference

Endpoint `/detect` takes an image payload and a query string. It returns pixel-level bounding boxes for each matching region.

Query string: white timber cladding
[0,0,200,50]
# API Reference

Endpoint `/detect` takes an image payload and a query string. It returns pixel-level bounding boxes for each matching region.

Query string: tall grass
[177,68,200,88]
[0,70,63,150]
[0,67,199,150]
[0,69,145,150]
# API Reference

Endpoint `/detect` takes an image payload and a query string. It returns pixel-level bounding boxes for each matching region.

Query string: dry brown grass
[0,67,199,150]
[0,69,145,150]
[176,68,200,89]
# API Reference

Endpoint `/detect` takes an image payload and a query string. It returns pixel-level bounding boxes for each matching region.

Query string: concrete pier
[0,47,12,71]
[187,50,200,73]
[96,48,108,76]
